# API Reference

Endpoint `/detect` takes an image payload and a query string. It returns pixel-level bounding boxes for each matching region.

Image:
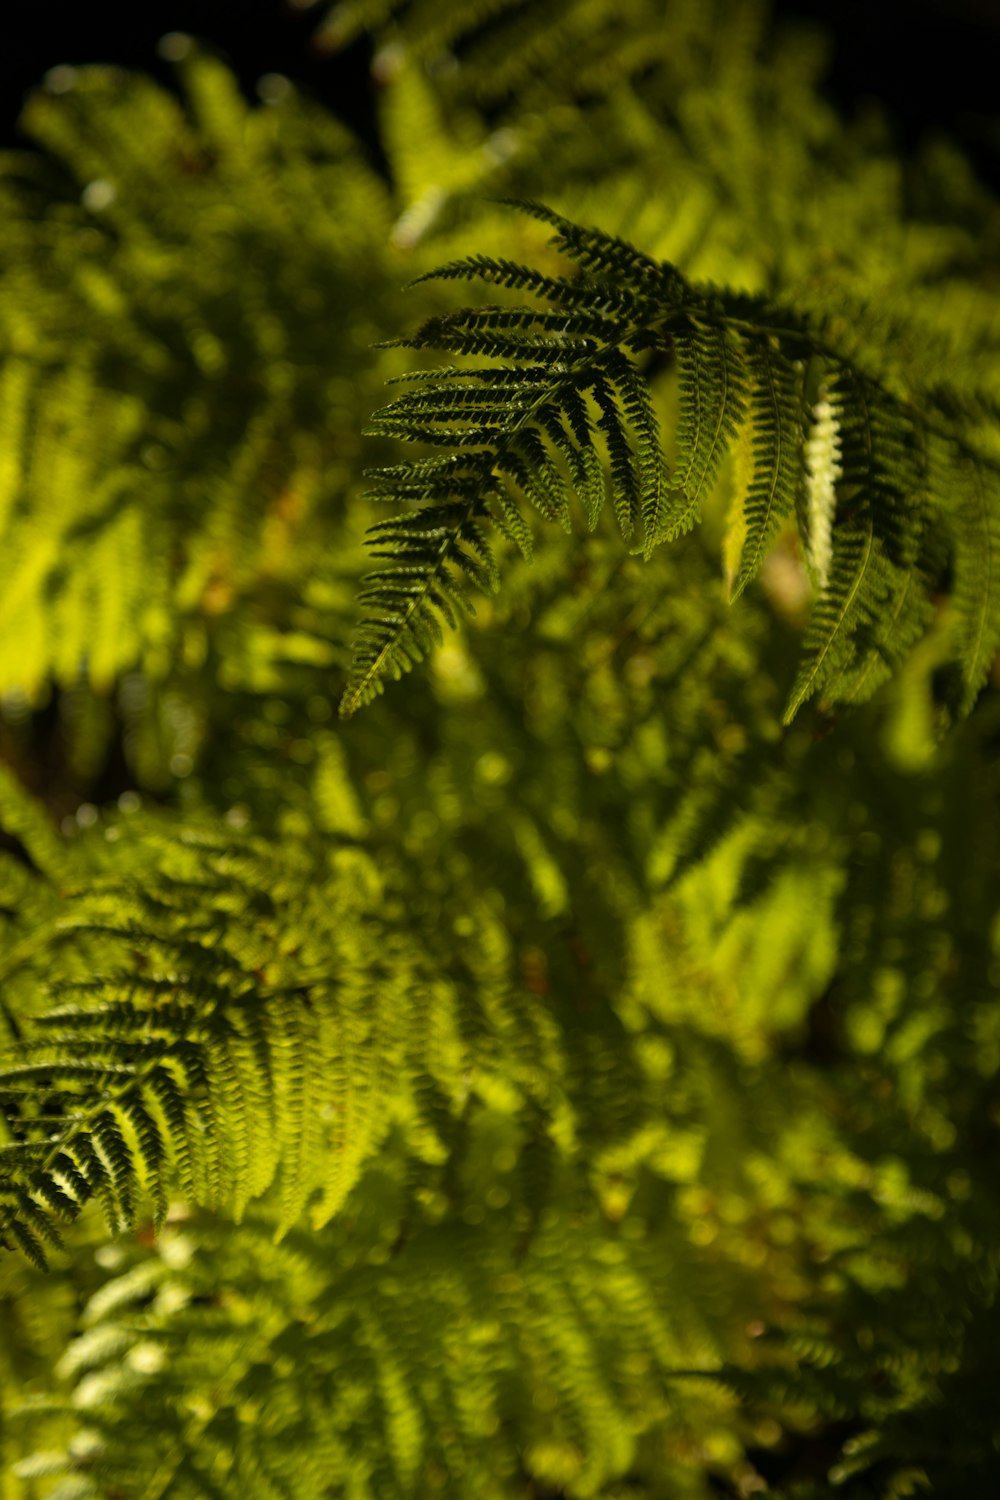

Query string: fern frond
[15,1197,734,1499]
[340,210,700,715]
[0,825,434,1263]
[345,203,1000,719]
[506,200,691,307]
[785,373,930,717]
[665,326,749,540]
[729,340,804,599]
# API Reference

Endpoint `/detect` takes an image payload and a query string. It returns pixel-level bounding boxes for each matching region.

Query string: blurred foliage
[1,2,999,1498]
[0,49,396,705]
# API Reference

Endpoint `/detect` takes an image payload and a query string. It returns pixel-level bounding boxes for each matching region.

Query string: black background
[1,0,999,191]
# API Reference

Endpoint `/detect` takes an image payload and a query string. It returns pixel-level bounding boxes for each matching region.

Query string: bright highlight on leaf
[803,391,842,589]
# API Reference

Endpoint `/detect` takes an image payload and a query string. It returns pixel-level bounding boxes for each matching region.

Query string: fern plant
[2,1,1000,1497]
[0,816,430,1264]
[342,200,1000,722]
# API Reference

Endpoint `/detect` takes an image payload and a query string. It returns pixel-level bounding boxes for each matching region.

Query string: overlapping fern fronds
[4,546,1000,1491]
[0,771,586,1270]
[10,1206,739,1500]
[342,202,1000,721]
[0,812,433,1267]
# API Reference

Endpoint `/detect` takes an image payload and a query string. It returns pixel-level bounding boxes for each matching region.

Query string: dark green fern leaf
[665,325,749,540]
[508,200,690,311]
[730,339,804,598]
[602,346,671,553]
[339,208,696,716]
[590,368,641,541]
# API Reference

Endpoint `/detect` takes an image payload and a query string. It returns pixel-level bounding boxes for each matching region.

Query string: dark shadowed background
[2,0,999,190]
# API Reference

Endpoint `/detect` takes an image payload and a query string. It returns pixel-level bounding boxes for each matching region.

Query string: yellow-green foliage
[0,53,396,698]
[1,3,1000,1498]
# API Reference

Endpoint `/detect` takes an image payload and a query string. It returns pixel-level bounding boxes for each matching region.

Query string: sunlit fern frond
[784,369,940,717]
[802,389,842,588]
[343,202,1000,722]
[0,768,587,1270]
[0,815,433,1267]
